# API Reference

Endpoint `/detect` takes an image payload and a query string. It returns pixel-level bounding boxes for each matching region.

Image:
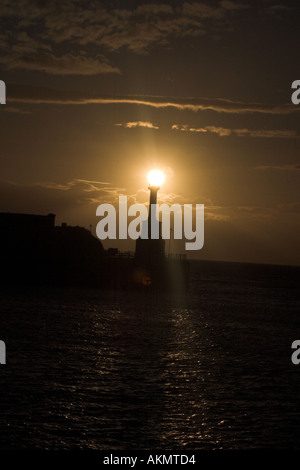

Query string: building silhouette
[0,212,104,287]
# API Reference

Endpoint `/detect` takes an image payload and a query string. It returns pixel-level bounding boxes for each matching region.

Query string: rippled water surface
[0,261,300,449]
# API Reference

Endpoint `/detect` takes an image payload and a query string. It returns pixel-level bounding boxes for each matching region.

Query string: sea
[0,260,299,451]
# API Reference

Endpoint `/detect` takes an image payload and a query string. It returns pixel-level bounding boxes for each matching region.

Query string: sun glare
[147,169,165,187]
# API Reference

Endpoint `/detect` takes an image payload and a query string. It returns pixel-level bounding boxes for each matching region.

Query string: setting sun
[147,169,165,187]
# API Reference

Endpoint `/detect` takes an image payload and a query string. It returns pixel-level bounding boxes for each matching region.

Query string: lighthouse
[145,168,165,240]
[135,171,165,264]
[148,183,159,232]
[131,169,189,291]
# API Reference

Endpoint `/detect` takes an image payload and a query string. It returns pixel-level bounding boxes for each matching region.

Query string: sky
[0,0,299,265]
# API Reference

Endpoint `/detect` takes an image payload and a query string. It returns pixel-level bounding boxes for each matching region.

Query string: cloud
[234,129,298,138]
[3,106,31,114]
[1,179,126,211]
[0,50,120,75]
[181,2,224,19]
[0,18,120,75]
[235,203,300,220]
[205,202,300,222]
[171,124,207,133]
[172,124,298,137]
[7,83,299,115]
[0,0,251,73]
[115,121,159,130]
[264,4,294,15]
[0,0,294,80]
[30,179,123,200]
[172,125,232,136]
[219,1,247,11]
[206,126,232,136]
[30,179,113,192]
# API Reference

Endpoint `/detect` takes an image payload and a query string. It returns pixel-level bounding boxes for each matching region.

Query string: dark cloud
[0,50,120,75]
[0,30,120,75]
[0,0,252,74]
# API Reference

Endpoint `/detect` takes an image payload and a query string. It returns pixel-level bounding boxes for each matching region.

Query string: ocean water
[0,260,299,450]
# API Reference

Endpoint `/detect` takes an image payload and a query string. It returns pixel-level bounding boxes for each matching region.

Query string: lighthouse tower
[132,170,189,292]
[148,183,158,231]
[135,183,165,263]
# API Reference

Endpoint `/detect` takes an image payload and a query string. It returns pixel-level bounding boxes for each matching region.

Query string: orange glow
[147,169,165,187]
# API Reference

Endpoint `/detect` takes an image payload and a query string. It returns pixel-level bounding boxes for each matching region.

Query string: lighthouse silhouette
[132,174,189,292]
[135,182,165,265]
